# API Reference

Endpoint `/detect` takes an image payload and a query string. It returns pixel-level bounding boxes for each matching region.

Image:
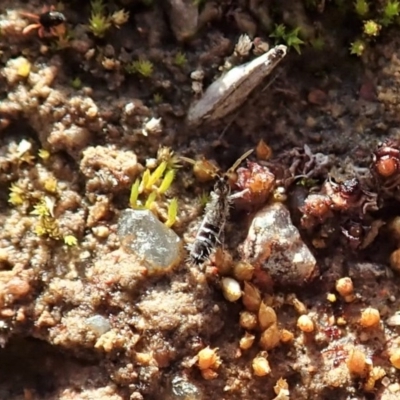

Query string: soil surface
[1,1,400,400]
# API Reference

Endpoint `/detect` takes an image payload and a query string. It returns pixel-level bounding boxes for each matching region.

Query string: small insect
[186,149,253,266]
[21,6,66,38]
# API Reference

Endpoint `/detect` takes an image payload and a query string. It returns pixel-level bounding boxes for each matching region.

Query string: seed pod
[197,347,220,370]
[221,277,242,302]
[372,140,400,179]
[335,277,354,297]
[390,249,400,273]
[359,307,380,328]
[347,348,367,376]
[389,348,400,369]
[258,302,277,330]
[233,261,254,281]
[242,282,261,311]
[297,315,314,332]
[292,297,307,315]
[252,356,271,376]
[239,332,255,350]
[214,248,233,275]
[259,324,280,350]
[201,368,218,380]
[364,366,386,392]
[256,139,272,160]
[240,311,258,330]
[280,329,294,343]
[193,158,219,182]
[389,216,400,242]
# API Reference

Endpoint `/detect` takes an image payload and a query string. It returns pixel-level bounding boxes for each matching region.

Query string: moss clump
[8,183,26,206]
[88,0,129,38]
[350,0,400,55]
[129,152,179,227]
[31,197,61,239]
[126,59,154,78]
[270,24,305,54]
[174,52,187,67]
[64,235,78,246]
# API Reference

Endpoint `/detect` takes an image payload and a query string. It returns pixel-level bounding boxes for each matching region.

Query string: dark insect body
[190,177,231,265]
[39,11,66,30]
[188,149,253,266]
[21,7,66,38]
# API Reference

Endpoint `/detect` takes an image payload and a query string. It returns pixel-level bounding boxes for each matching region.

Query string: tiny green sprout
[31,197,55,217]
[130,179,141,208]
[89,13,112,38]
[71,77,82,90]
[38,149,50,160]
[284,28,305,54]
[165,198,178,228]
[141,169,151,191]
[270,25,305,54]
[91,0,106,14]
[34,216,60,239]
[128,59,154,78]
[296,177,319,188]
[363,20,381,36]
[354,0,369,16]
[146,161,167,189]
[157,169,176,194]
[174,51,187,67]
[64,235,78,246]
[270,24,287,41]
[44,177,58,194]
[144,191,157,209]
[310,36,325,51]
[153,93,163,104]
[9,183,25,206]
[381,0,400,26]
[31,198,60,239]
[157,147,182,170]
[350,39,366,56]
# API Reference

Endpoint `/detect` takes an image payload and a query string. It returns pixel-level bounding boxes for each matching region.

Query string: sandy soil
[1,1,400,399]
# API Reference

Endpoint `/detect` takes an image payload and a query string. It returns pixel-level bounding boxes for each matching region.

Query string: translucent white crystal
[118,209,182,274]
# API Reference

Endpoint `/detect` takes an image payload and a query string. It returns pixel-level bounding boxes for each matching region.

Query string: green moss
[71,77,82,90]
[350,39,366,56]
[165,198,178,228]
[31,197,61,239]
[157,169,176,194]
[8,183,26,206]
[64,235,78,246]
[153,93,164,104]
[126,59,154,78]
[174,52,187,67]
[363,20,381,36]
[270,24,305,54]
[354,0,369,16]
[89,13,112,38]
[381,0,400,25]
[128,153,179,227]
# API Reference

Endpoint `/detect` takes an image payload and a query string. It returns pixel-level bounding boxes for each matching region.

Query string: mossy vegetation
[129,148,180,227]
